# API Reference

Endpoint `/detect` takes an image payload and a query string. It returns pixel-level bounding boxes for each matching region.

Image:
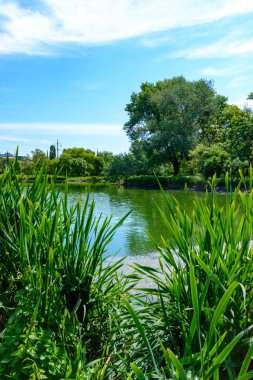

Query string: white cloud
[230,96,253,109]
[140,35,171,48]
[202,67,233,77]
[226,76,249,89]
[0,135,30,142]
[0,123,129,155]
[72,82,104,91]
[0,3,57,55]
[201,64,253,77]
[0,123,130,155]
[1,0,253,55]
[0,123,125,136]
[177,34,253,59]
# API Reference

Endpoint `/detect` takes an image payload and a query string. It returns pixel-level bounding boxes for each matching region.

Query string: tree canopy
[124,76,227,175]
[59,147,103,176]
[31,149,47,168]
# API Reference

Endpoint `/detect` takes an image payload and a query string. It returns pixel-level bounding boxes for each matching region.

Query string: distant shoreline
[18,174,241,193]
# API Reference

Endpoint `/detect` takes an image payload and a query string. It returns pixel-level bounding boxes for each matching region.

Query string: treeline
[0,148,105,177]
[122,76,253,179]
[2,77,252,181]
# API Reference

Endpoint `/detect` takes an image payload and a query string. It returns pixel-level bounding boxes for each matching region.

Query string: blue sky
[0,0,253,156]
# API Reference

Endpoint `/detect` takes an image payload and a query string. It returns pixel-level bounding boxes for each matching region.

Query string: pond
[67,185,208,257]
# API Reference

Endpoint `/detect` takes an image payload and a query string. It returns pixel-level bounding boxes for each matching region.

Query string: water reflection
[66,185,206,257]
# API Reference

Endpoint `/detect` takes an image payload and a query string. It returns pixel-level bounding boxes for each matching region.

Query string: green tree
[59,147,103,176]
[190,105,253,177]
[46,158,60,175]
[247,92,253,100]
[49,145,56,160]
[190,143,230,178]
[19,160,33,175]
[221,105,253,162]
[70,158,88,176]
[97,151,114,176]
[31,149,47,168]
[124,76,227,175]
[108,153,137,178]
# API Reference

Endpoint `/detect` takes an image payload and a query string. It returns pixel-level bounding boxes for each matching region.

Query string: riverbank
[16,173,245,192]
[57,175,231,193]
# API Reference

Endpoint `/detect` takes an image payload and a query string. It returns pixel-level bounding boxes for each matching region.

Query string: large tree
[124,76,227,175]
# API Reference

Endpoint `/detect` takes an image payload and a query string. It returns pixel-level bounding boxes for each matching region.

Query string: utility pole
[55,139,62,158]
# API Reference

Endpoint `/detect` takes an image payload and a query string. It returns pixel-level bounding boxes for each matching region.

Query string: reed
[0,161,129,378]
[124,171,253,379]
[0,161,252,379]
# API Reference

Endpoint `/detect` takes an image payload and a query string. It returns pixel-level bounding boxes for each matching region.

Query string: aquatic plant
[0,162,129,378]
[124,172,253,379]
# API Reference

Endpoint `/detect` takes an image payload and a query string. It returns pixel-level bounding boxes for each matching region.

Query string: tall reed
[123,172,253,379]
[1,161,252,379]
[0,162,129,378]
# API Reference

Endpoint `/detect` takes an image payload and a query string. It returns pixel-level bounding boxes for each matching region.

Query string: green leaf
[130,363,148,380]
[165,347,187,380]
[209,282,239,342]
[206,326,253,379]
[238,344,253,377]
[237,372,253,380]
[122,296,158,372]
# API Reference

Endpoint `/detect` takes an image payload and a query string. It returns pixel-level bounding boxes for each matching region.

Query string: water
[66,185,206,257]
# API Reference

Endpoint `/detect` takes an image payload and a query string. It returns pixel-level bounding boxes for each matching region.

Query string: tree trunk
[172,157,180,176]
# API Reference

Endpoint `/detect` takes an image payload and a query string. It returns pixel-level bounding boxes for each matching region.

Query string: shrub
[125,175,169,188]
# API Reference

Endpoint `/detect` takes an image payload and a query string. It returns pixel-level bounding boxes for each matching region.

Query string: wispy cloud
[1,0,253,55]
[201,63,253,77]
[140,34,171,48]
[72,82,104,91]
[0,135,30,143]
[176,33,253,59]
[202,66,237,77]
[0,123,129,155]
[0,123,125,136]
[230,96,253,109]
[226,76,249,89]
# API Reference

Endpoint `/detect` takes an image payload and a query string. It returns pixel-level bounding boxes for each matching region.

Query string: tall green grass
[0,162,130,378]
[122,172,253,379]
[0,162,252,379]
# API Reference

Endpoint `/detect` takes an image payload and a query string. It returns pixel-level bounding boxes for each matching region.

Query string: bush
[125,175,169,188]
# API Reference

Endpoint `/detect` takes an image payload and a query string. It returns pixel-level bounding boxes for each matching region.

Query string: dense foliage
[124,76,227,175]
[0,163,130,378]
[123,77,253,180]
[127,173,253,378]
[0,163,252,379]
